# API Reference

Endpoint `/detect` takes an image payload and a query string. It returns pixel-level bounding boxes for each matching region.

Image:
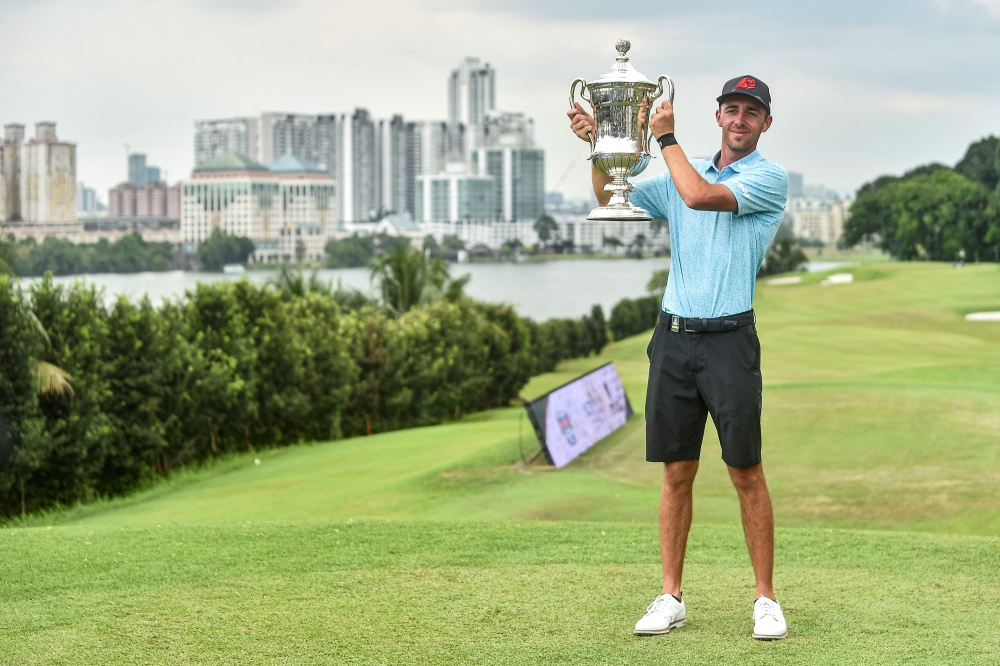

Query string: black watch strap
[656,133,678,149]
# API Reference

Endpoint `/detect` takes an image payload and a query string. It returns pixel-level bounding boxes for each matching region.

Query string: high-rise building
[16,122,77,224]
[128,153,146,186]
[340,108,378,224]
[787,171,804,199]
[0,124,25,222]
[143,166,161,186]
[415,168,495,224]
[377,115,419,217]
[76,182,98,214]
[448,58,496,127]
[108,180,179,219]
[128,153,164,187]
[315,114,340,178]
[413,120,466,177]
[194,117,259,167]
[471,146,544,222]
[259,113,319,165]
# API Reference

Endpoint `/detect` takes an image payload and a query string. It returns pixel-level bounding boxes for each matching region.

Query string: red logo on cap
[734,77,756,90]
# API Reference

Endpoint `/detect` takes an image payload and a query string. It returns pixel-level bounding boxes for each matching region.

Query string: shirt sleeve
[721,163,788,217]
[630,173,672,220]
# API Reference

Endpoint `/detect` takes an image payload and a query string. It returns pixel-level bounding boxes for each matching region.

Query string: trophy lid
[592,39,656,86]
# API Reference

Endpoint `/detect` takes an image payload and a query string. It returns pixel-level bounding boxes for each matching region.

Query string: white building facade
[788,198,852,246]
[448,58,495,127]
[181,153,337,263]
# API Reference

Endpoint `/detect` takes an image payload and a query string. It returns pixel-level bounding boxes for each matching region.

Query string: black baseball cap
[717,75,771,114]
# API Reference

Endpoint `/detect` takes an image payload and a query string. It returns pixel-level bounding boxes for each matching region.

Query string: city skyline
[2,0,999,202]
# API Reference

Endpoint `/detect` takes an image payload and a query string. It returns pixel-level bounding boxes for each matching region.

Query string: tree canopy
[955,135,1000,191]
[197,229,255,271]
[844,170,998,261]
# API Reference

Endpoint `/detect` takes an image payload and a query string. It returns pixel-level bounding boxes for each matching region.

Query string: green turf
[2,520,999,665]
[4,262,1000,664]
[26,262,1000,535]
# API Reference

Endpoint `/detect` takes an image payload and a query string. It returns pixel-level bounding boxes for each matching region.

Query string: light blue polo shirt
[630,150,788,319]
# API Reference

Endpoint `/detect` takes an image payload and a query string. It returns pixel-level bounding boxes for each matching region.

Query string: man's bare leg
[659,460,700,596]
[728,463,776,600]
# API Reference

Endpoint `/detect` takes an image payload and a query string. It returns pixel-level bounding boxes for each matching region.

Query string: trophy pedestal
[586,205,651,221]
[587,175,651,221]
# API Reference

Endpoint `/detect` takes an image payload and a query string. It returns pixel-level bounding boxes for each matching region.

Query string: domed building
[181,153,336,263]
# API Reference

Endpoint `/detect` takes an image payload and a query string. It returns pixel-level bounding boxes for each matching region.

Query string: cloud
[0,0,997,201]
[972,0,1000,16]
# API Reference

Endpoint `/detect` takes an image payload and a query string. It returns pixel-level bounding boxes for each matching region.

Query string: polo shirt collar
[704,149,763,174]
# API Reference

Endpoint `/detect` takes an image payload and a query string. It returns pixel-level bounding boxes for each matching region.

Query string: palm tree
[602,235,624,254]
[370,246,455,315]
[268,265,333,301]
[1,232,73,396]
[631,233,648,257]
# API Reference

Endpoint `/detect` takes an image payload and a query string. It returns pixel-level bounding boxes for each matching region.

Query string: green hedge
[0,275,608,517]
[608,295,661,341]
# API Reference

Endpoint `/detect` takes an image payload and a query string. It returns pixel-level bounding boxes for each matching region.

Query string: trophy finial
[616,39,631,57]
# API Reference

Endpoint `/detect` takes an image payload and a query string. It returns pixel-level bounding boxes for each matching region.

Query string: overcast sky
[2,0,999,201]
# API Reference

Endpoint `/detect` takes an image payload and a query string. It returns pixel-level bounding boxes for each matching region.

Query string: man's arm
[649,101,738,213]
[567,103,613,206]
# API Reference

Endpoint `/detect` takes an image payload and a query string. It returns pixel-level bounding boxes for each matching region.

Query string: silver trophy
[570,39,674,221]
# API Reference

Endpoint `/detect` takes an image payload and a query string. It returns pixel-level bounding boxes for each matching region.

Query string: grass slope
[27,262,1000,535]
[2,521,999,665]
[4,262,1000,664]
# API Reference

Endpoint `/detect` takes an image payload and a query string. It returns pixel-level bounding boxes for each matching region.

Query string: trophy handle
[651,75,675,105]
[569,78,596,152]
[645,75,676,156]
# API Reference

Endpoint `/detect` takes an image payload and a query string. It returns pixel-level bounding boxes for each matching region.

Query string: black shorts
[645,311,763,469]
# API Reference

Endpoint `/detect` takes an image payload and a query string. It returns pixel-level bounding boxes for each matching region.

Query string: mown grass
[2,520,999,665]
[3,261,1000,664]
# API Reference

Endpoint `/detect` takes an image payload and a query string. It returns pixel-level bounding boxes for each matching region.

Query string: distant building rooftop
[267,154,326,174]
[193,153,269,174]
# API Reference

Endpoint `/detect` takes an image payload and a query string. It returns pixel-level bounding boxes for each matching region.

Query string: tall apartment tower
[13,122,77,224]
[338,109,378,224]
[377,115,419,217]
[193,117,260,167]
[259,113,319,165]
[469,112,544,223]
[0,124,25,222]
[448,58,495,127]
[128,153,146,185]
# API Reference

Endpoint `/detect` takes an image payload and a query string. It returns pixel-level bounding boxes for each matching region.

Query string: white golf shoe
[752,596,788,640]
[634,593,686,635]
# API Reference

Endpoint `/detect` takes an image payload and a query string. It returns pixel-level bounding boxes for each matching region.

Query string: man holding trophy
[567,43,789,641]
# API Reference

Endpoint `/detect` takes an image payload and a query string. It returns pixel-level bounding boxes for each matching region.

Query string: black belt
[659,309,755,333]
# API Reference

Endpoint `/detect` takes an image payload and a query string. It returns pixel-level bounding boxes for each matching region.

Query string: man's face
[716,95,772,153]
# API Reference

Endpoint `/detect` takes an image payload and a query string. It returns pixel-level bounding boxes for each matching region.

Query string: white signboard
[528,362,632,468]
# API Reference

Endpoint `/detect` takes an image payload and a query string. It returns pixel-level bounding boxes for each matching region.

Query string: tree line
[0,247,625,519]
[1,233,176,277]
[843,136,1000,261]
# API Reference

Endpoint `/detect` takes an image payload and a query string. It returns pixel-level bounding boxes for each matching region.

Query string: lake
[29,259,848,321]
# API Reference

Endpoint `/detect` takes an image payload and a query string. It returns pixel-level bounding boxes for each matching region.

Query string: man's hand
[567,103,595,143]
[650,99,675,138]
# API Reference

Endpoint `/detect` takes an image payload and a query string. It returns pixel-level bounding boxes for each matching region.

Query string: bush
[608,295,661,341]
[0,275,610,518]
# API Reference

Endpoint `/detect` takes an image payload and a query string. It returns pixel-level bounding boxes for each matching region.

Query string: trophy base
[586,205,651,221]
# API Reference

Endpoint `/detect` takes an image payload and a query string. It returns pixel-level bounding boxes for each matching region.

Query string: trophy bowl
[570,39,673,221]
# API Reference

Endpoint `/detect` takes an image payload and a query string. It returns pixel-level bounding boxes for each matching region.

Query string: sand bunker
[821,273,854,286]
